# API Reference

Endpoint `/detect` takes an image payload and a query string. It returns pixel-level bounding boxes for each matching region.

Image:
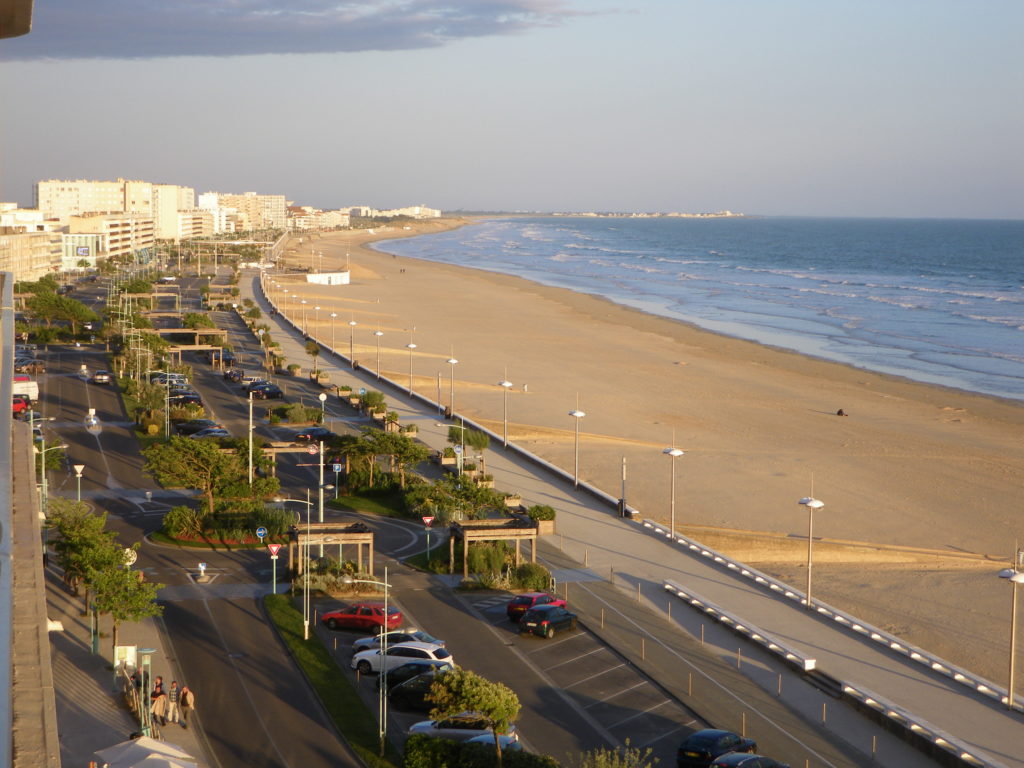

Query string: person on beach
[180,684,196,728]
[165,680,181,725]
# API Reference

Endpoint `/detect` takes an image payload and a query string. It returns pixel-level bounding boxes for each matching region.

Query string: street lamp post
[569,401,586,488]
[998,549,1024,710]
[349,319,358,368]
[446,355,458,416]
[498,375,513,447]
[373,330,384,379]
[330,312,338,351]
[300,300,308,334]
[406,342,417,395]
[274,495,314,638]
[73,464,86,502]
[342,567,392,756]
[314,306,320,340]
[248,391,255,485]
[662,446,684,536]
[798,496,826,610]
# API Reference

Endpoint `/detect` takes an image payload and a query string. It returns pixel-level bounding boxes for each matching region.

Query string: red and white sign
[267,544,282,556]
[307,445,319,455]
[422,516,434,528]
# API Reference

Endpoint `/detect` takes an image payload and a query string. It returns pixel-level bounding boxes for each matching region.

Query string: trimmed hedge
[403,734,561,768]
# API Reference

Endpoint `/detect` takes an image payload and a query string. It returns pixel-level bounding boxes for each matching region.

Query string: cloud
[3,0,587,60]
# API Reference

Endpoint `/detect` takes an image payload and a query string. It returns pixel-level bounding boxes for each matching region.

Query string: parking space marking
[606,699,671,730]
[582,680,649,708]
[563,662,626,690]
[541,646,608,671]
[531,631,588,650]
[637,720,697,749]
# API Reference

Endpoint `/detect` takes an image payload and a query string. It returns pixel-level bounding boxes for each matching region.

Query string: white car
[407,712,519,744]
[350,641,453,675]
[352,628,445,654]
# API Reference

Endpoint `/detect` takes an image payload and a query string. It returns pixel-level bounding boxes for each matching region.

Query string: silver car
[407,712,518,743]
[352,628,445,654]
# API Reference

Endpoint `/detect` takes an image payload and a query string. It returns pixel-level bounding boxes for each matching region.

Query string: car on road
[248,383,283,399]
[293,426,335,442]
[407,712,518,744]
[188,427,230,440]
[90,370,113,385]
[374,659,452,692]
[353,628,445,653]
[351,642,453,675]
[709,755,788,768]
[677,729,757,768]
[322,602,402,632]
[519,604,578,639]
[169,394,203,407]
[506,592,566,623]
[223,368,246,382]
[83,321,94,331]
[175,419,222,436]
[388,666,451,712]
[241,376,267,391]
[11,395,30,415]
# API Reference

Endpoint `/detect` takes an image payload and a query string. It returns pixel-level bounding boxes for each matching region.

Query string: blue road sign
[333,463,342,473]
[359,387,367,395]
[256,526,268,540]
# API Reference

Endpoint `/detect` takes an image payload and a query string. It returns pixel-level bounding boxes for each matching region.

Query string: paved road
[245,268,1023,768]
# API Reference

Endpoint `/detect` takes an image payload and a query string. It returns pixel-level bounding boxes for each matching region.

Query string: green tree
[183,312,216,329]
[47,500,127,612]
[428,668,521,768]
[24,292,98,333]
[90,564,163,658]
[143,436,245,517]
[362,430,431,489]
[305,339,321,374]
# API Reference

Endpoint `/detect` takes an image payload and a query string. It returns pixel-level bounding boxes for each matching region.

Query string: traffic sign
[358,387,366,395]
[422,516,434,527]
[333,463,342,473]
[123,548,138,566]
[268,544,282,556]
[256,526,268,541]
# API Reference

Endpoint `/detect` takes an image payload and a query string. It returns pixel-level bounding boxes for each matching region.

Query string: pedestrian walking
[150,684,167,727]
[180,684,196,729]
[165,681,181,725]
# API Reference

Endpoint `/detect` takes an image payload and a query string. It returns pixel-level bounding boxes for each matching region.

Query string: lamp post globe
[798,496,825,611]
[569,408,586,487]
[499,378,513,447]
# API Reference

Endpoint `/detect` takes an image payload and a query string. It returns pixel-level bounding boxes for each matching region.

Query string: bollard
[334,637,337,651]
[700,624,704,645]
[688,672,692,696]
[737,648,742,669]
[741,712,746,737]
[584,548,588,567]
[564,582,569,602]
[668,600,672,620]
[872,735,877,761]
[610,564,614,580]
[636,582,641,602]
[560,533,564,551]
[600,608,605,629]
[821,702,827,724]
[641,637,645,660]
[777,674,782,697]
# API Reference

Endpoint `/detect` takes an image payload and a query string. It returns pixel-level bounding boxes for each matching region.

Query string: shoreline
[272,218,1024,685]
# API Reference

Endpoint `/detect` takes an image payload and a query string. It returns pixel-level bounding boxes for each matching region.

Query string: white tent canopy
[94,736,196,768]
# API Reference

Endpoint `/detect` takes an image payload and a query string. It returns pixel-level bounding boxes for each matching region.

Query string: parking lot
[311,580,705,766]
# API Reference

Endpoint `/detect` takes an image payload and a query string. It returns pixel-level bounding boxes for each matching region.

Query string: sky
[1,0,1021,219]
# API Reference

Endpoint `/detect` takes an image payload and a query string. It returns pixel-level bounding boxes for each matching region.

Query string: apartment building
[68,212,155,263]
[217,191,287,230]
[176,208,214,240]
[0,230,61,281]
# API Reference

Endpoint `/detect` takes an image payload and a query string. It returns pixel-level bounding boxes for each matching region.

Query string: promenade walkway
[244,270,1024,768]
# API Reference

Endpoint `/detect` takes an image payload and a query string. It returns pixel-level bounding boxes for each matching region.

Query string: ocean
[372,216,1024,401]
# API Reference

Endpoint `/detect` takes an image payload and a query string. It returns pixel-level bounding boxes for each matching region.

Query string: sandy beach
[271,219,1024,685]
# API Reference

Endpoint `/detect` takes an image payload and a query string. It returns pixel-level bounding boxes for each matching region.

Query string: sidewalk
[45,565,212,768]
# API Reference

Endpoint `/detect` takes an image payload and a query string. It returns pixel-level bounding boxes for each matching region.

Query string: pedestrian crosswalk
[471,595,509,612]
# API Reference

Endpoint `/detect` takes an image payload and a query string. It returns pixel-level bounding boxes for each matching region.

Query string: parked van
[12,375,39,401]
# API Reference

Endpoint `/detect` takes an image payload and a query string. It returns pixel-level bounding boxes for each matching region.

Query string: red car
[506,592,566,623]
[322,602,402,632]
[12,395,30,414]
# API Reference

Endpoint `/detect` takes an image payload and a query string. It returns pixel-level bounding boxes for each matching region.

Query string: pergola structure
[448,518,539,578]
[289,522,374,576]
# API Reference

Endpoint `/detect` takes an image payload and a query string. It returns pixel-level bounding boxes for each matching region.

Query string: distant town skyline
[2,1,1021,220]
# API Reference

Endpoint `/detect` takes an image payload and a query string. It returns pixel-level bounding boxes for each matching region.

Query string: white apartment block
[176,209,214,240]
[217,192,287,230]
[69,213,155,263]
[0,230,61,281]
[344,205,441,219]
[35,179,195,240]
[287,206,350,231]
[0,203,61,233]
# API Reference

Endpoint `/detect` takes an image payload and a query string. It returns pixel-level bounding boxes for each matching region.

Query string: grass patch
[327,490,409,519]
[150,531,288,550]
[264,593,401,768]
